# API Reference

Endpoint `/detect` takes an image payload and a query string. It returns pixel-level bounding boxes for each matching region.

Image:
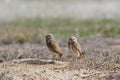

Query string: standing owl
[68,36,84,60]
[46,34,62,60]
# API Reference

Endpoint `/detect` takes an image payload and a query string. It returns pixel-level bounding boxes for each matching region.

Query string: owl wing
[73,41,83,54]
[49,40,62,54]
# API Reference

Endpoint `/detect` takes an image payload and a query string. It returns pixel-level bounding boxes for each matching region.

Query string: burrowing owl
[68,36,84,60]
[46,34,62,60]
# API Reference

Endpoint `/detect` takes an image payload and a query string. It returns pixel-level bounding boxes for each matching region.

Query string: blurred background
[0,0,120,44]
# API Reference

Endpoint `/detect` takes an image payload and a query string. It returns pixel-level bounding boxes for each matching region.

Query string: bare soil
[0,37,120,80]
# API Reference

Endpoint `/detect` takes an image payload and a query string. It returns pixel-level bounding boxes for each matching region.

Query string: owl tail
[82,48,86,57]
[59,53,62,57]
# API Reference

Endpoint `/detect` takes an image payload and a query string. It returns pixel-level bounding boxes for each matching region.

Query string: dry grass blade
[11,58,71,65]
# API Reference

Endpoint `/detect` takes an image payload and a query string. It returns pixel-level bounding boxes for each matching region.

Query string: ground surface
[0,0,120,80]
[0,37,120,80]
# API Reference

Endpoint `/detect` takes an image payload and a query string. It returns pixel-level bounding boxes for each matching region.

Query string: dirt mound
[67,60,120,71]
[0,38,120,80]
[0,59,120,80]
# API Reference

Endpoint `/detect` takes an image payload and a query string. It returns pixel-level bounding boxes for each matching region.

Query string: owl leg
[77,52,81,58]
[76,57,81,62]
[72,56,76,62]
[56,54,62,61]
[74,56,80,62]
[75,53,80,62]
[60,57,63,61]
[52,54,56,61]
[56,55,60,61]
[58,55,64,61]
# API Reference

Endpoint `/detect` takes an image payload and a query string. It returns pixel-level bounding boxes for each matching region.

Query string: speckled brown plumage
[46,34,62,60]
[68,36,83,59]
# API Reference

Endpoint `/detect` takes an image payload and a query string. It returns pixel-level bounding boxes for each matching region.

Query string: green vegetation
[0,18,120,43]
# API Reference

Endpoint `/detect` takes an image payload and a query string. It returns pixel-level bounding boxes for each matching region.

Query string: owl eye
[70,40,74,44]
[47,35,51,38]
[70,38,73,41]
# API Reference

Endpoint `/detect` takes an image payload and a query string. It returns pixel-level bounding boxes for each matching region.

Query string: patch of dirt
[0,38,120,80]
[0,59,120,80]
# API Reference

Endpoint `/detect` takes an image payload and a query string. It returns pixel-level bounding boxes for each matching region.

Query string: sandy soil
[0,60,120,80]
[0,38,120,80]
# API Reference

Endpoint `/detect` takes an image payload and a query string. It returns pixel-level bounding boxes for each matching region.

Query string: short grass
[0,18,120,43]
